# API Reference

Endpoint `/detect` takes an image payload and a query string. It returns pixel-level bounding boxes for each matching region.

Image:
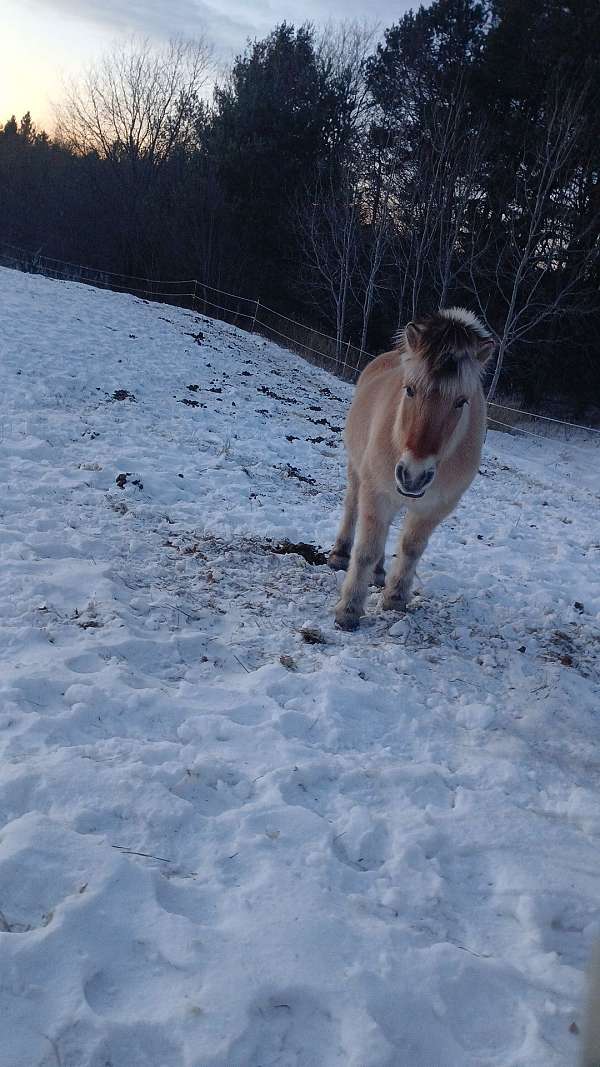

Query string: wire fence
[488,401,600,437]
[0,241,369,383]
[1,240,599,446]
[486,416,599,459]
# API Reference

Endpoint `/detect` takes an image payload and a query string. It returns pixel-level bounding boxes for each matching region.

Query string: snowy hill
[0,265,599,1067]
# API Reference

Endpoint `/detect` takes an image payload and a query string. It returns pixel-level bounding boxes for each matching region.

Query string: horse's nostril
[396,465,435,494]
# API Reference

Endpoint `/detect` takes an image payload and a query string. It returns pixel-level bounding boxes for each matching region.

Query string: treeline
[1,0,599,409]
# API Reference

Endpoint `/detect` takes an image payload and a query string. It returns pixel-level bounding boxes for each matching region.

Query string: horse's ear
[476,337,496,364]
[405,322,422,350]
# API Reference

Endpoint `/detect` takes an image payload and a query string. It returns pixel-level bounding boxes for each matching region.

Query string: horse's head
[394,308,495,498]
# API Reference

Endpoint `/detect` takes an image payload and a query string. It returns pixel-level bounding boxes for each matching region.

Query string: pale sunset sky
[2,0,412,133]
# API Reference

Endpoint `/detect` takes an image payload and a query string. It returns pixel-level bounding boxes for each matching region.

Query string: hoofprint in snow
[0,266,598,1067]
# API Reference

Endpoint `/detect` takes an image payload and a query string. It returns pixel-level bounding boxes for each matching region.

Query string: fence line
[0,240,368,353]
[256,300,369,348]
[22,267,197,302]
[489,401,600,436]
[2,241,599,439]
[0,246,363,380]
[487,417,599,458]
[0,241,206,288]
[194,297,256,324]
[248,314,357,366]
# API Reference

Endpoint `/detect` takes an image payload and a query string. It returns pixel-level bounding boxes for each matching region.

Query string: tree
[58,38,212,175]
[296,174,360,353]
[0,116,18,140]
[367,0,489,324]
[2,8,600,411]
[55,38,213,273]
[468,78,600,402]
[207,23,354,303]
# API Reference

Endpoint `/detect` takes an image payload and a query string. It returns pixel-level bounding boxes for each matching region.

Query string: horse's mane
[397,307,493,397]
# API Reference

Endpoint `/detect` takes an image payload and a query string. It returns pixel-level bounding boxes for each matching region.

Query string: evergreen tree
[207,23,353,303]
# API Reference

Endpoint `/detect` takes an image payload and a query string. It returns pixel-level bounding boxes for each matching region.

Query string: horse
[329,307,495,631]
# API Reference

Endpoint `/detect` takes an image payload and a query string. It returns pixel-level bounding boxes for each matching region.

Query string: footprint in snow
[169,760,253,815]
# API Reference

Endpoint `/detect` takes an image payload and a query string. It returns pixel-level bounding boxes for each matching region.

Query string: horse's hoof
[382,595,407,613]
[328,552,349,572]
[335,610,360,631]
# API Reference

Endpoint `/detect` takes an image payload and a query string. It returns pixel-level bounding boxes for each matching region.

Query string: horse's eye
[455,397,468,409]
[406,385,416,398]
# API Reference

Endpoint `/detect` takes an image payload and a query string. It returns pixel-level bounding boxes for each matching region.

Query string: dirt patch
[258,385,298,405]
[279,464,316,486]
[306,415,342,433]
[111,389,136,402]
[115,473,143,490]
[300,624,327,644]
[319,387,344,402]
[271,540,327,566]
[164,531,329,569]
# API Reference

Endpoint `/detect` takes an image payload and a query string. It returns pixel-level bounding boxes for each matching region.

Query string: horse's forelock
[400,311,488,397]
[402,349,481,399]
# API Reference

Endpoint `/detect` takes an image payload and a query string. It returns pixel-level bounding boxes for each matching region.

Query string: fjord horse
[329,308,495,630]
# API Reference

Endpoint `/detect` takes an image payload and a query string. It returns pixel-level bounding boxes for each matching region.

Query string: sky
[2,0,414,133]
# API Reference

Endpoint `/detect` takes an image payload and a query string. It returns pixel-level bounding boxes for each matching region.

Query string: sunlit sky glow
[2,0,412,133]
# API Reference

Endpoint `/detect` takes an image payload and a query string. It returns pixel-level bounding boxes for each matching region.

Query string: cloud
[26,0,409,55]
[25,0,256,54]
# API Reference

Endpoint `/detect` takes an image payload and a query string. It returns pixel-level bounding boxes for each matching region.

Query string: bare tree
[296,174,359,355]
[467,80,600,402]
[430,88,487,307]
[355,191,391,353]
[387,77,486,325]
[55,37,213,273]
[57,37,213,181]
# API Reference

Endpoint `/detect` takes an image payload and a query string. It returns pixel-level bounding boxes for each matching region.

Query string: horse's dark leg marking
[329,463,359,572]
[382,513,439,611]
[335,490,391,630]
[328,550,350,572]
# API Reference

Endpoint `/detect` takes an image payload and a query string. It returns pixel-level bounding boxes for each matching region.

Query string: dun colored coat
[329,307,495,630]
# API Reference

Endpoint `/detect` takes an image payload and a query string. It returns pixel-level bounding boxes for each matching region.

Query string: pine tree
[207,23,353,303]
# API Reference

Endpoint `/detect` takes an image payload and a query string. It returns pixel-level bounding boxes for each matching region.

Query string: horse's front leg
[335,489,391,631]
[382,513,438,612]
[328,463,359,572]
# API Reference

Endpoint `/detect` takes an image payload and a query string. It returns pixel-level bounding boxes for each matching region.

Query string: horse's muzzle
[395,463,435,497]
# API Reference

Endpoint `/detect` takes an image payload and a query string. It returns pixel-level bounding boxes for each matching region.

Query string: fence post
[192,279,197,313]
[251,297,260,333]
[343,337,351,379]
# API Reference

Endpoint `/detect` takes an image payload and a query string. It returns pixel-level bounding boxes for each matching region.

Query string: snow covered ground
[0,265,599,1067]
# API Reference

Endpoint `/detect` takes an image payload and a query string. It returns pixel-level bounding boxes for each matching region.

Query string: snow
[0,264,599,1067]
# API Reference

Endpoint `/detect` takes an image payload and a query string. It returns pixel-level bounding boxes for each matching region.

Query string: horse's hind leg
[335,488,391,630]
[328,464,359,572]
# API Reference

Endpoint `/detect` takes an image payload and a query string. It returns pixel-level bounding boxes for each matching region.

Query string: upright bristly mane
[398,307,494,397]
